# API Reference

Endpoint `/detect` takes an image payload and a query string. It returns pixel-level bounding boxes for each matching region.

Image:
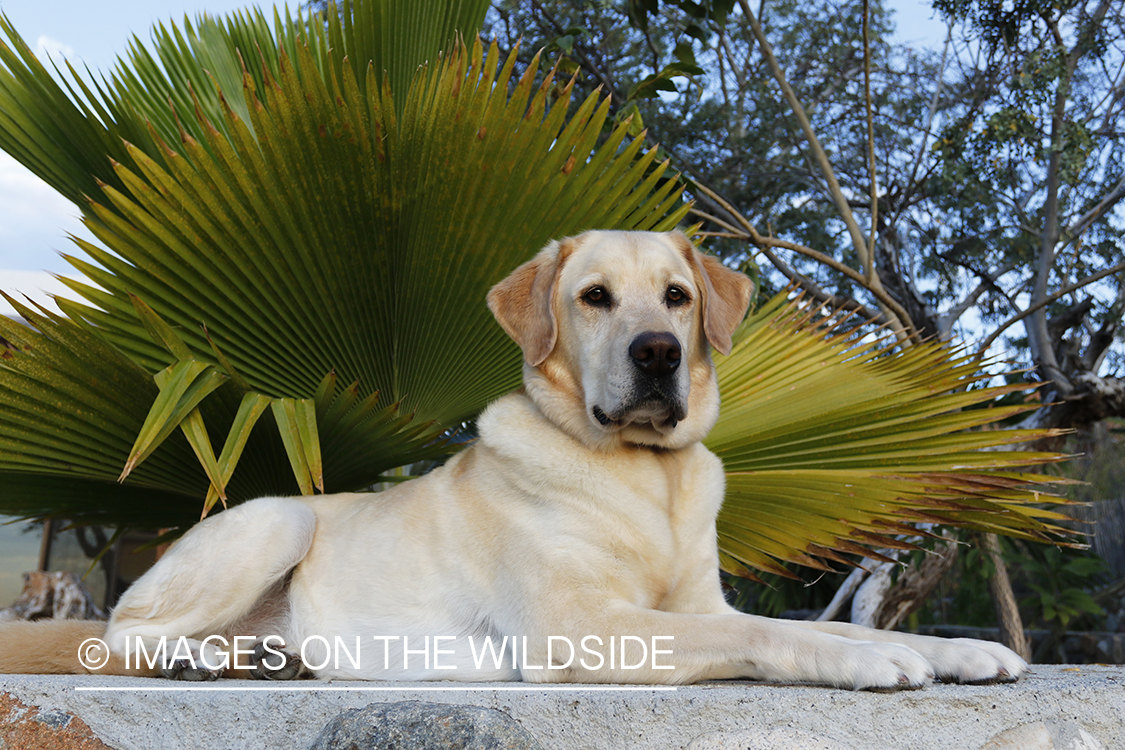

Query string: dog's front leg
[519,602,934,689]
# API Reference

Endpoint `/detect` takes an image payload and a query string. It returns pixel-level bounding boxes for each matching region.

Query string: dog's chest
[599,505,682,610]
[477,394,726,610]
[529,448,709,609]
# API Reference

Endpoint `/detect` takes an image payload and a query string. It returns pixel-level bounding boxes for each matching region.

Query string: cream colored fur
[0,230,1027,689]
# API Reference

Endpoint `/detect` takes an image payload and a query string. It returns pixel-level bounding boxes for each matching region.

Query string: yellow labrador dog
[0,230,1026,689]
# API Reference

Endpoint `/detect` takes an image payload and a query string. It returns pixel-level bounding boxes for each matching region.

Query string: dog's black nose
[629,331,681,375]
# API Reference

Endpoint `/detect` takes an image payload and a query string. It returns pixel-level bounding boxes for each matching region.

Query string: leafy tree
[926,0,1125,432]
[487,0,934,328]
[488,0,1125,435]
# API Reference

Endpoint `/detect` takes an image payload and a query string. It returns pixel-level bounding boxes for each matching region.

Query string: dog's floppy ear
[487,241,566,366]
[678,234,754,356]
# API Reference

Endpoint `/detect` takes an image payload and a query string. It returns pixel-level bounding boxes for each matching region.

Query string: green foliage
[0,1,688,528]
[488,0,909,286]
[929,541,999,628]
[709,293,1074,576]
[625,0,736,38]
[915,533,1109,633]
[490,0,1125,384]
[1021,545,1107,629]
[922,0,1125,359]
[724,568,850,618]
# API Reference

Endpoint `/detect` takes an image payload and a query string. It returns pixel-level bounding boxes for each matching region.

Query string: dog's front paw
[801,637,934,691]
[248,639,305,680]
[160,658,223,681]
[918,637,1028,685]
[846,641,934,691]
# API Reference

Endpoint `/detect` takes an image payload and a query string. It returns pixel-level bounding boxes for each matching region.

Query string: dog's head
[488,230,753,451]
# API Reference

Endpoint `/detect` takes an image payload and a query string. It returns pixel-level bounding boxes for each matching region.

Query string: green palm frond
[708,293,1072,580]
[0,2,688,527]
[0,1,489,207]
[0,298,210,526]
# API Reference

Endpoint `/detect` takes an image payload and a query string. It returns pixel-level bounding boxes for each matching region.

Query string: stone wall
[1,666,1122,750]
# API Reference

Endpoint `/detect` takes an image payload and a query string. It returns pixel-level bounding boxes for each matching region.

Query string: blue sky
[0,0,950,316]
[0,0,258,71]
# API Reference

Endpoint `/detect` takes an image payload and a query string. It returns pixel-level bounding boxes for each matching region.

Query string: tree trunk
[980,533,1032,661]
[851,562,895,627]
[873,541,960,631]
[845,541,960,630]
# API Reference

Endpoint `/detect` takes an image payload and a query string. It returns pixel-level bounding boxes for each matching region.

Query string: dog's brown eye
[666,286,688,307]
[583,287,611,307]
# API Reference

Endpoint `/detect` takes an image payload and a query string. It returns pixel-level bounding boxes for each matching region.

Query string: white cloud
[0,153,103,320]
[35,35,75,62]
[0,269,84,318]
[0,152,94,274]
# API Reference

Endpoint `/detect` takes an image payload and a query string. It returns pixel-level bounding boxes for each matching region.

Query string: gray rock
[2,667,1121,750]
[32,709,74,730]
[309,700,544,750]
[979,720,1105,750]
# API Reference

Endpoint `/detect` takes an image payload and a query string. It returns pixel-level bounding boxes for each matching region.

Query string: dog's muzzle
[592,331,686,431]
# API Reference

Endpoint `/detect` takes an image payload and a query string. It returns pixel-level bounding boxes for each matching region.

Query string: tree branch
[1082,283,1125,372]
[906,30,952,193]
[977,260,1125,357]
[862,0,878,286]
[689,182,909,335]
[758,245,887,322]
[528,0,620,95]
[1063,175,1125,245]
[737,0,912,339]
[938,262,1018,336]
[1025,1,1115,393]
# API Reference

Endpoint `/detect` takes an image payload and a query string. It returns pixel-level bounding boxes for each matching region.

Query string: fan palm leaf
[708,294,1071,579]
[0,2,688,528]
[0,1,488,206]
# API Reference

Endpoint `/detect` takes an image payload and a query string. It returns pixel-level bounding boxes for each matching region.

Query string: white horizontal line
[75,685,678,692]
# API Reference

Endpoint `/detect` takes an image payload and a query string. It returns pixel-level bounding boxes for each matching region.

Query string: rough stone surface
[0,692,113,750]
[0,665,1120,750]
[687,727,854,749]
[981,720,1106,750]
[309,700,543,749]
